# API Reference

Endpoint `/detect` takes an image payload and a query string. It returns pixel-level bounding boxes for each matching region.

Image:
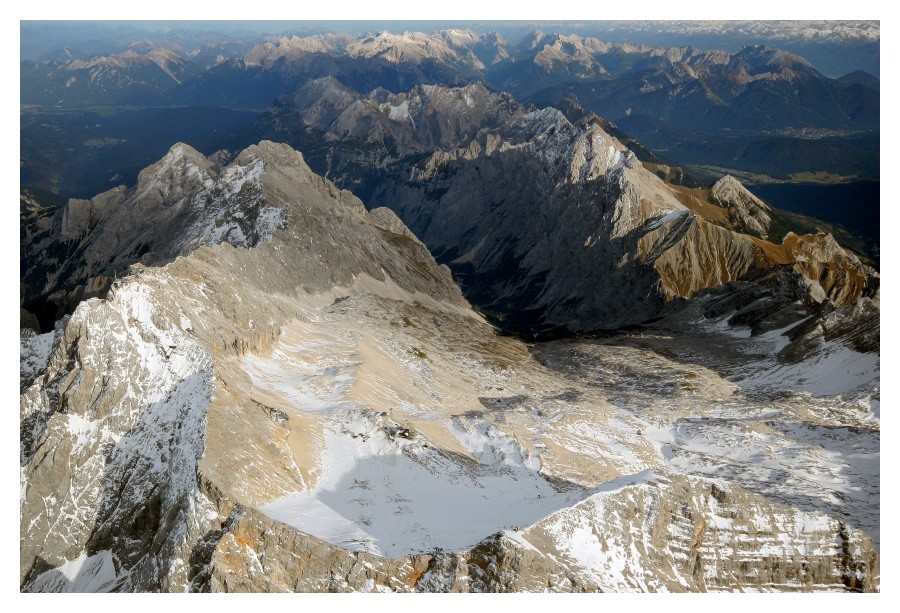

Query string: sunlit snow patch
[20,329,56,383]
[644,209,687,231]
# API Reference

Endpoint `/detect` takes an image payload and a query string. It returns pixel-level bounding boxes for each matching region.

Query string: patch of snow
[606,145,623,173]
[243,336,358,412]
[501,529,541,553]
[864,398,880,419]
[646,407,879,547]
[387,100,411,122]
[66,414,101,452]
[695,313,753,339]
[263,411,587,557]
[253,205,288,240]
[740,341,879,398]
[221,158,265,198]
[755,320,805,353]
[20,329,56,382]
[538,473,664,592]
[450,416,543,471]
[28,550,120,593]
[162,153,287,251]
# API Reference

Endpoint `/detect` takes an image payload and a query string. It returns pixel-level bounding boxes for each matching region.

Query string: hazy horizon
[21,19,880,77]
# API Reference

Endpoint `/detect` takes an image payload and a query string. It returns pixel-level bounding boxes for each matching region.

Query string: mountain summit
[710,175,773,239]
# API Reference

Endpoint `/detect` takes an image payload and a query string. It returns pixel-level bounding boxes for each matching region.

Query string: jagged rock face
[20,282,217,591]
[200,505,598,593]
[529,476,878,592]
[23,140,449,329]
[19,141,469,591]
[326,82,525,155]
[779,232,876,306]
[199,470,878,593]
[639,215,760,301]
[249,81,878,334]
[21,141,878,593]
[274,76,361,130]
[364,108,664,330]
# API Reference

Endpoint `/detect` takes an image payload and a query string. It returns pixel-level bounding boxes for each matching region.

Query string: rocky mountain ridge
[20,142,880,592]
[272,78,527,160]
[709,175,773,239]
[238,80,879,336]
[21,44,201,106]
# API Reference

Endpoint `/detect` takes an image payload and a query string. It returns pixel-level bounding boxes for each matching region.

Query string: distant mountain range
[21,20,880,75]
[21,28,879,191]
[22,29,879,135]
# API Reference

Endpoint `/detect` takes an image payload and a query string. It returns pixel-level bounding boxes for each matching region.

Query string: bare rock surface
[366,106,877,333]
